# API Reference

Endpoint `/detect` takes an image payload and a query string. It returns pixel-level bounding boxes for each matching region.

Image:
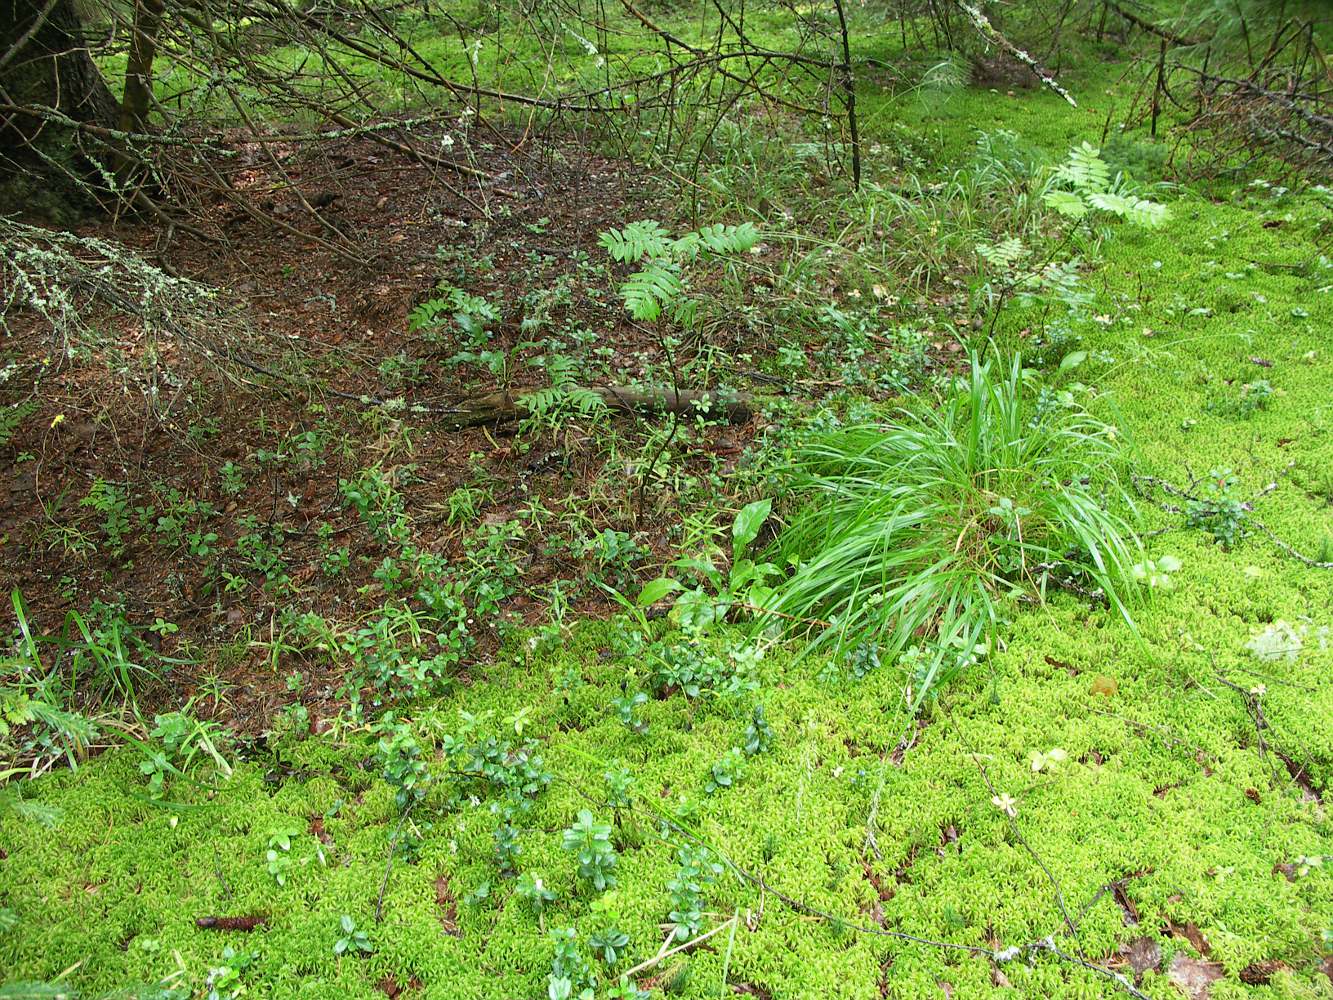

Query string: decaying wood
[441,386,754,429]
[195,915,267,931]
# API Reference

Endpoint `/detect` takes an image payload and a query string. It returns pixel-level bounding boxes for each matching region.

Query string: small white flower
[991,793,1018,817]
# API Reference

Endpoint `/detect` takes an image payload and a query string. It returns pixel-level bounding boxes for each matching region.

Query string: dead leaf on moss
[1239,960,1287,985]
[1044,655,1077,675]
[1168,955,1224,999]
[1123,936,1161,977]
[1167,920,1211,955]
[434,874,460,936]
[1273,861,1299,881]
[1113,883,1141,926]
[1090,675,1118,697]
[309,815,333,844]
[731,984,773,998]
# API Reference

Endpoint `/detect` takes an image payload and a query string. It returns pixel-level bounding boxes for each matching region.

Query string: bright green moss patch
[3,595,1331,998]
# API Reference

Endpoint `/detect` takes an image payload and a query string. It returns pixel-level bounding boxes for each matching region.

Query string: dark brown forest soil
[0,128,765,734]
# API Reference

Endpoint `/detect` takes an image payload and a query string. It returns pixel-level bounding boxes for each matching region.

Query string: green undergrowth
[2,595,1331,997]
[8,28,1333,1000]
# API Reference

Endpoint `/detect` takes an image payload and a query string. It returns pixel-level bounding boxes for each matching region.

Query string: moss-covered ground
[4,39,1333,1000]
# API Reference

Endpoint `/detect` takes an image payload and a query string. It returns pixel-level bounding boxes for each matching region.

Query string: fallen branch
[440,386,754,430]
[1131,473,1331,569]
[548,760,1152,999]
[954,1,1078,107]
[1104,1,1200,47]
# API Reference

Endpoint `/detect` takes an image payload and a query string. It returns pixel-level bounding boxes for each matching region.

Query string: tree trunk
[119,0,163,135]
[0,0,119,219]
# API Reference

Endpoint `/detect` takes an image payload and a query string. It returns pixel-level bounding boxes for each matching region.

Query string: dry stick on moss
[862,716,921,862]
[1210,653,1326,799]
[549,767,988,955]
[195,915,267,931]
[1090,709,1214,760]
[669,811,1153,1000]
[1212,671,1275,770]
[1031,937,1153,1000]
[1253,522,1333,569]
[622,915,738,979]
[1131,473,1332,569]
[942,705,1084,951]
[375,806,414,923]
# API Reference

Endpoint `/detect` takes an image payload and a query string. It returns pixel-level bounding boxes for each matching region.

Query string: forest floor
[2,30,1333,1000]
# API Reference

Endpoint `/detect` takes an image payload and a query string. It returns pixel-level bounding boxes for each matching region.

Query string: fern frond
[1042,190,1088,219]
[519,387,561,417]
[0,981,77,999]
[1087,192,1169,227]
[516,382,607,430]
[1057,142,1111,194]
[25,702,97,755]
[599,220,672,263]
[621,261,682,322]
[680,222,760,258]
[565,386,608,418]
[546,353,579,388]
[407,298,447,331]
[0,792,63,829]
[977,237,1027,269]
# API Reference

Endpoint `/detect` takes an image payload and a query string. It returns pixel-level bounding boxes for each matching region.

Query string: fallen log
[440,385,754,429]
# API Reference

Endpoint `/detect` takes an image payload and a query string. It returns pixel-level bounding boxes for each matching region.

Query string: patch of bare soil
[0,128,762,733]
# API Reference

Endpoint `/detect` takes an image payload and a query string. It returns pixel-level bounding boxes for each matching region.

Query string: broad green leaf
[1059,351,1087,372]
[731,499,772,559]
[636,577,681,607]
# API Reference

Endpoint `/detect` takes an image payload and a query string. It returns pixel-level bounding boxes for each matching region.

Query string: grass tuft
[760,353,1142,706]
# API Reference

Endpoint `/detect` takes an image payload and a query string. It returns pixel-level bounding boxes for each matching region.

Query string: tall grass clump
[760,353,1141,707]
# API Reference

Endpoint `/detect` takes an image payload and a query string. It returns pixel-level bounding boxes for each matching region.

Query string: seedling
[333,915,372,955]
[1131,554,1182,589]
[589,924,630,966]
[562,810,618,892]
[516,871,557,920]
